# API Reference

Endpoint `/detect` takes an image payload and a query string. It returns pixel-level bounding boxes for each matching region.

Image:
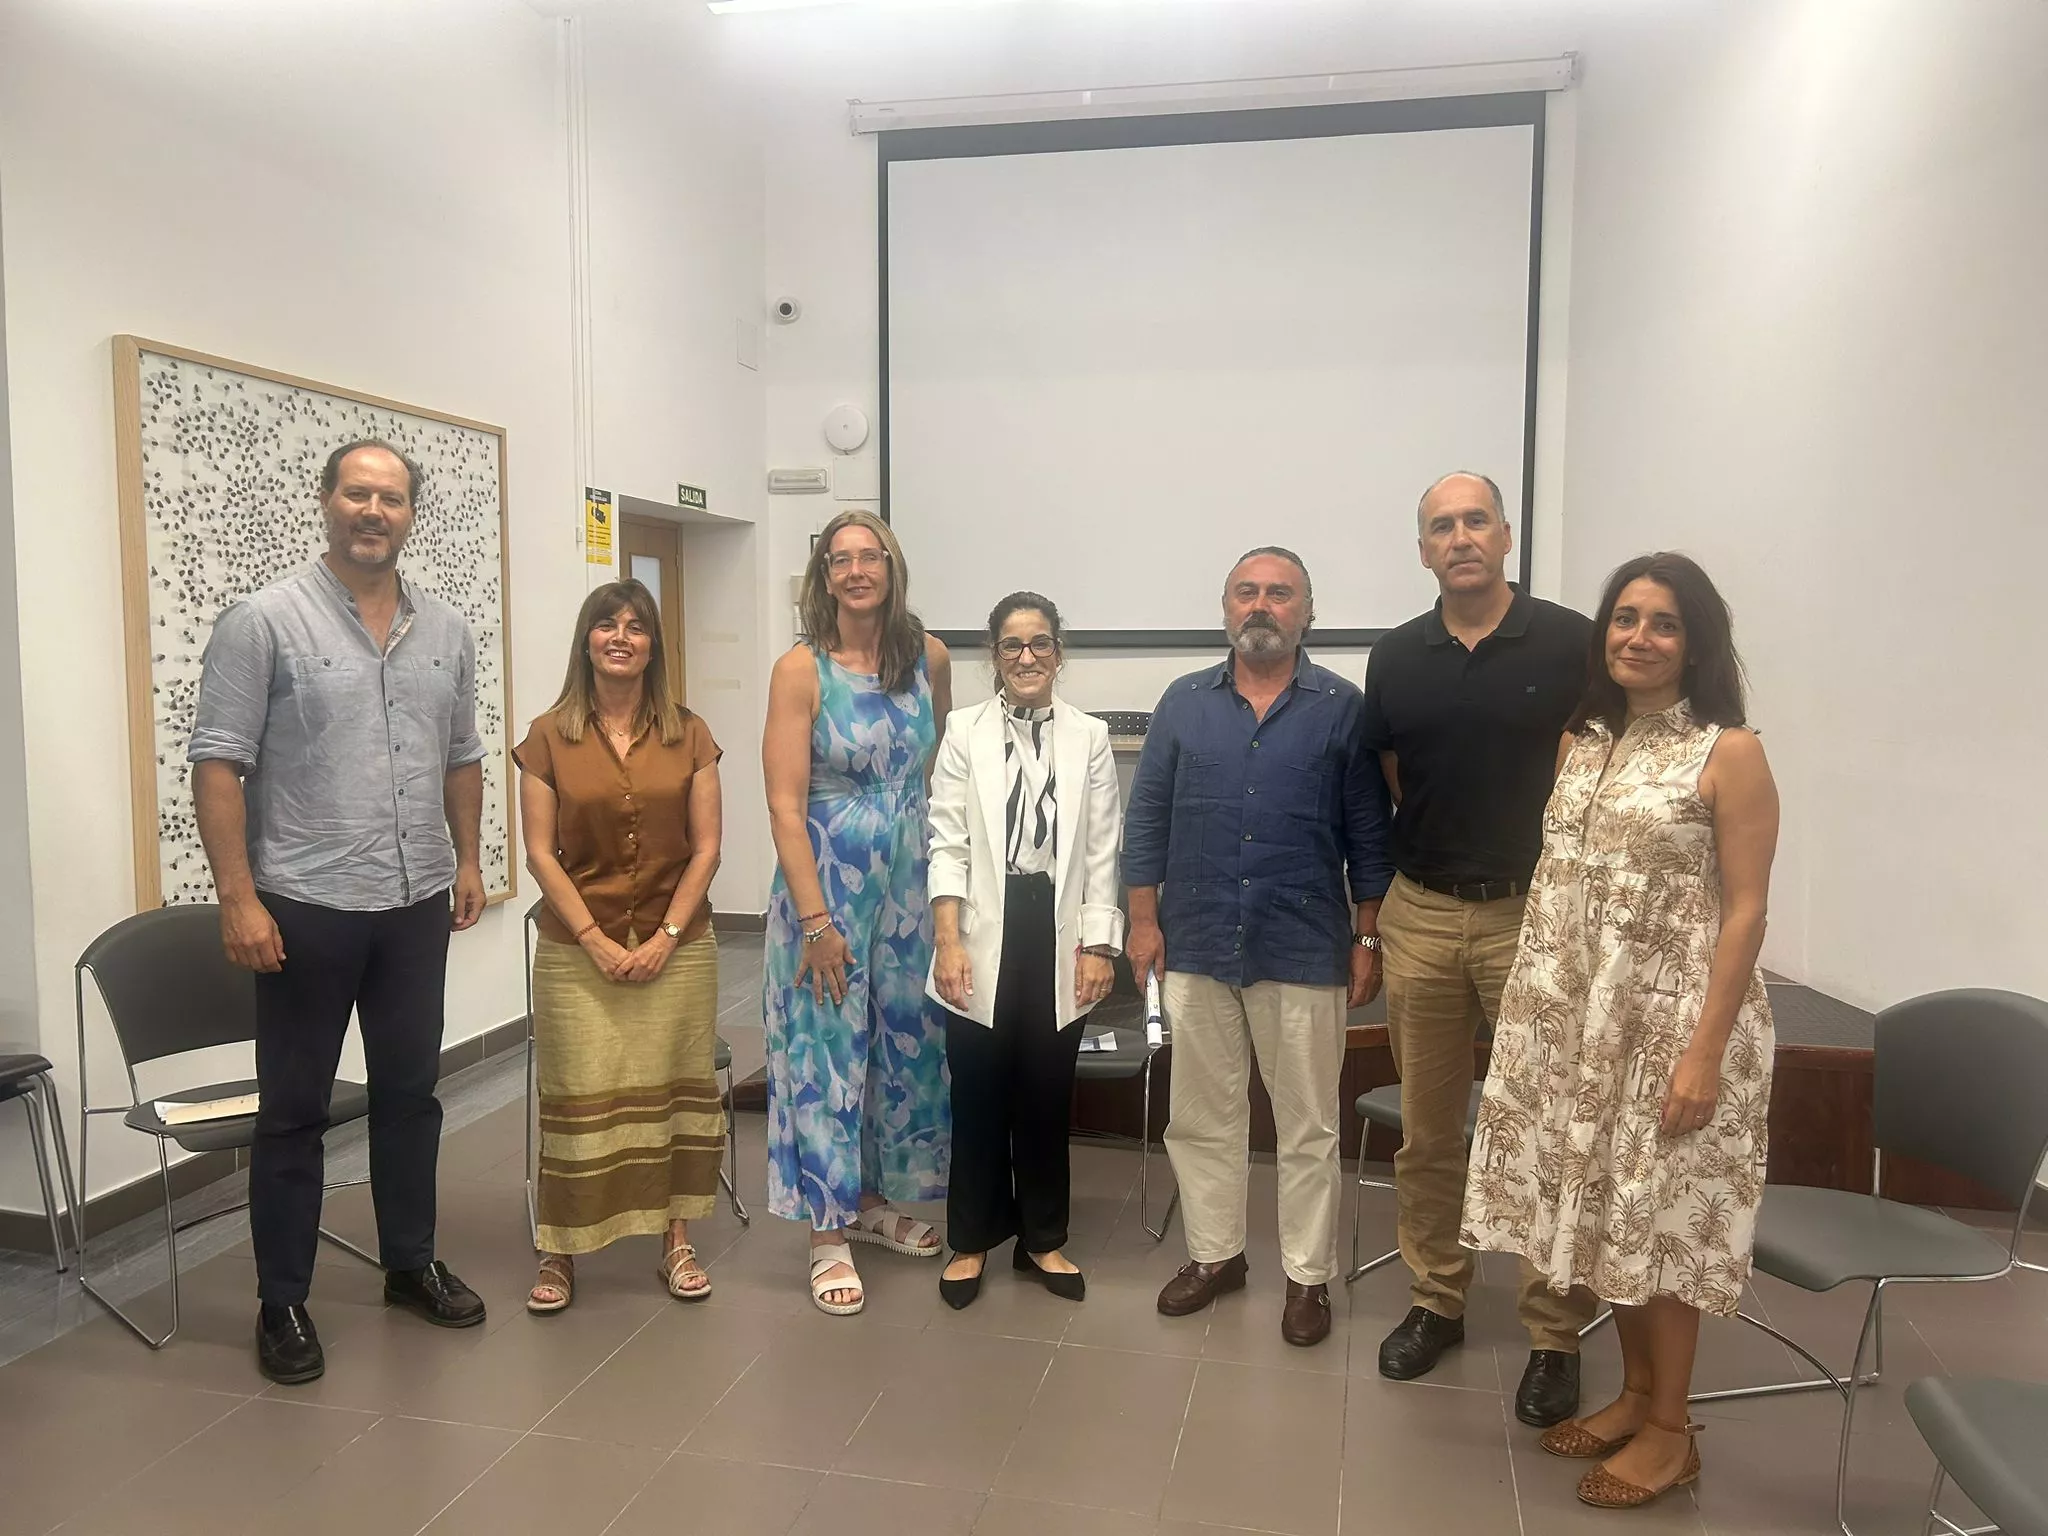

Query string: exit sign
[677,483,707,512]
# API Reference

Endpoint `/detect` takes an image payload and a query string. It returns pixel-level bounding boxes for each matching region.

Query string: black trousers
[944,872,1084,1255]
[250,890,451,1305]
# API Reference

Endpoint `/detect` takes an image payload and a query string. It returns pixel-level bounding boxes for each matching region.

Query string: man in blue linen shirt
[1124,547,1392,1347]
[190,440,489,1386]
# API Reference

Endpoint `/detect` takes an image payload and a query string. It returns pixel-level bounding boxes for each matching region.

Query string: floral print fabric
[1461,703,1774,1316]
[763,649,950,1226]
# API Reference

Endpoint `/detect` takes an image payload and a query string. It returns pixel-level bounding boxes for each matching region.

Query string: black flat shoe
[940,1253,984,1310]
[1378,1305,1465,1380]
[1013,1244,1085,1301]
[1515,1348,1582,1427]
[256,1302,324,1385]
[384,1259,487,1328]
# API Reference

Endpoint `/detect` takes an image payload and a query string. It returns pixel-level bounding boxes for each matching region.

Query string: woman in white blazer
[926,592,1125,1309]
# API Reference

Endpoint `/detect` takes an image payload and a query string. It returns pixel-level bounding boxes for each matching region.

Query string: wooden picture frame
[112,336,519,909]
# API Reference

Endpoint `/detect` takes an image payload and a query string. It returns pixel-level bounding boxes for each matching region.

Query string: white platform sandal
[845,1206,941,1258]
[809,1241,865,1316]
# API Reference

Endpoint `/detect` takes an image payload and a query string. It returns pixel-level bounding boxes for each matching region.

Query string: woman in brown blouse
[514,580,724,1311]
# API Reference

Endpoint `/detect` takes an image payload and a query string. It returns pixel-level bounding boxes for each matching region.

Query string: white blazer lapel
[1050,699,1089,906]
[973,701,1008,882]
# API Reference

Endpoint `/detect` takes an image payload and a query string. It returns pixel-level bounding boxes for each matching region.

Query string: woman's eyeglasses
[996,636,1057,661]
[826,549,890,575]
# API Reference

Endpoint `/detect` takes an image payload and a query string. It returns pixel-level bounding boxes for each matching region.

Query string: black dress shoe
[384,1260,487,1328]
[1378,1305,1466,1380]
[1013,1244,1086,1301]
[1515,1348,1582,1427]
[940,1254,984,1310]
[256,1302,324,1384]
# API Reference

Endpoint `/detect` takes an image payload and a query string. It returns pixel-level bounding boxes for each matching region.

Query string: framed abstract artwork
[112,336,518,908]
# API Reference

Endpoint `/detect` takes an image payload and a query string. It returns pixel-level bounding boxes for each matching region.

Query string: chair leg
[37,1073,85,1257]
[1341,1111,1401,1284]
[79,1141,182,1350]
[1139,1049,1177,1242]
[721,1059,749,1225]
[1580,1308,1615,1338]
[19,1091,67,1272]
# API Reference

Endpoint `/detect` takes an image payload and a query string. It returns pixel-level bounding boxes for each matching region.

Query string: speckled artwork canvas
[116,338,516,908]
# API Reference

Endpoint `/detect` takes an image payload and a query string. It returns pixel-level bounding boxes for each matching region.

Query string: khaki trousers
[1379,874,1598,1352]
[1162,973,1345,1286]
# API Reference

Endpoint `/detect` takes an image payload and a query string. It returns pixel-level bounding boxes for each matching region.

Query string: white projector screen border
[877,92,1549,648]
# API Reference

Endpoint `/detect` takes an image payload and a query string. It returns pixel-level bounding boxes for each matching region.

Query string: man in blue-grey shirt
[1124,546,1392,1347]
[190,440,488,1386]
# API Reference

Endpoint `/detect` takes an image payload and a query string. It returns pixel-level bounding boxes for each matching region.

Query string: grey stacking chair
[0,1045,82,1269]
[1697,989,2048,1536]
[521,900,747,1248]
[1343,1079,1610,1335]
[1071,979,1176,1242]
[74,903,376,1349]
[1905,1377,2048,1536]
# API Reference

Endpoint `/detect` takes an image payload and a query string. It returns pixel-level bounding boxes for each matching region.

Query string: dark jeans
[944,872,1084,1255]
[250,890,450,1305]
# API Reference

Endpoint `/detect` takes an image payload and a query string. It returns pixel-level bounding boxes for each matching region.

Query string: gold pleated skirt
[532,930,725,1254]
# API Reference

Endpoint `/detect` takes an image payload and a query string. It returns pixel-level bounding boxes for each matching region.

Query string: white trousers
[1162,973,1346,1286]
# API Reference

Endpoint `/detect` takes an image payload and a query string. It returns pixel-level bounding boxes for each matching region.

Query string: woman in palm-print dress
[1462,553,1779,1511]
[762,510,953,1317]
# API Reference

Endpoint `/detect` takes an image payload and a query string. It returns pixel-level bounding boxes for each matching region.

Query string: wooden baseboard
[713,910,767,934]
[0,1015,532,1257]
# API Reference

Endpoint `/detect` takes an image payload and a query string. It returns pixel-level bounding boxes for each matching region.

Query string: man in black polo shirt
[1361,470,1599,1426]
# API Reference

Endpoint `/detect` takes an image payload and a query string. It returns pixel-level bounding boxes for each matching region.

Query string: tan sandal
[1541,1388,1647,1458]
[659,1240,711,1302]
[1576,1419,1702,1508]
[527,1253,574,1315]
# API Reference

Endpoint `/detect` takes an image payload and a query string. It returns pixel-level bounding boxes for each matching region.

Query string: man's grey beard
[1229,619,1294,657]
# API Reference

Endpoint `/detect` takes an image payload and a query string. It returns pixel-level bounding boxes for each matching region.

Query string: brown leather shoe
[1281,1280,1332,1346]
[1156,1253,1249,1316]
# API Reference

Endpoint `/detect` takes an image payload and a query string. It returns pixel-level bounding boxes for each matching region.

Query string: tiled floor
[1,935,2043,1535]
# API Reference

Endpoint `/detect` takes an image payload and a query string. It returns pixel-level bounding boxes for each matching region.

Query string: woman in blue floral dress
[762,509,953,1314]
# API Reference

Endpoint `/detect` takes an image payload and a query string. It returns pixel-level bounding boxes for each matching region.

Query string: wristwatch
[1354,933,1382,952]
[661,922,683,940]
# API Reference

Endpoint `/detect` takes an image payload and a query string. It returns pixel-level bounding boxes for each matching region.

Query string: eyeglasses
[996,636,1057,661]
[826,549,889,575]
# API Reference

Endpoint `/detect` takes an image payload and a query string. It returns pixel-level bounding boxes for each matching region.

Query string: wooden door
[621,515,687,703]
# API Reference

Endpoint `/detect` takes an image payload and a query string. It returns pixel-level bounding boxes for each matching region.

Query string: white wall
[574,2,774,915]
[0,0,772,1212]
[1557,0,2048,1009]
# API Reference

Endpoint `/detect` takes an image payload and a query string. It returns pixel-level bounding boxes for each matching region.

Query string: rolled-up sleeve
[188,602,274,767]
[446,627,486,770]
[1341,697,1394,900]
[1119,689,1178,890]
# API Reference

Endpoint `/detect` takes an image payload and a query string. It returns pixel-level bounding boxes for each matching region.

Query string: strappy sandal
[809,1241,865,1316]
[1541,1388,1647,1458]
[526,1253,574,1315]
[659,1240,712,1302]
[845,1205,941,1258]
[1576,1419,1703,1508]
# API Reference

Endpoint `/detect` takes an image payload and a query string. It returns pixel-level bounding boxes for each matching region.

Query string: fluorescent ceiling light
[710,0,1210,12]
[848,56,1578,132]
[708,0,859,12]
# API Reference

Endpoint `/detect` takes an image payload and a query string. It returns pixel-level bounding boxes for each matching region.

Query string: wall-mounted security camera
[771,296,803,325]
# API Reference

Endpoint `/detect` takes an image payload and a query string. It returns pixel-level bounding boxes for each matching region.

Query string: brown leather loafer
[1156,1253,1249,1316]
[1281,1279,1332,1346]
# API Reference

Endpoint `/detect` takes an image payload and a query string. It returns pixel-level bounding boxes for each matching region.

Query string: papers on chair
[154,1092,259,1126]
[1078,1032,1119,1053]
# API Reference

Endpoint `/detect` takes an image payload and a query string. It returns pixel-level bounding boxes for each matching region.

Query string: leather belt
[1410,874,1529,904]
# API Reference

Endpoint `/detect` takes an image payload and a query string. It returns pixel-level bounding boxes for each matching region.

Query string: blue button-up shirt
[1121,649,1393,988]
[188,561,485,912]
